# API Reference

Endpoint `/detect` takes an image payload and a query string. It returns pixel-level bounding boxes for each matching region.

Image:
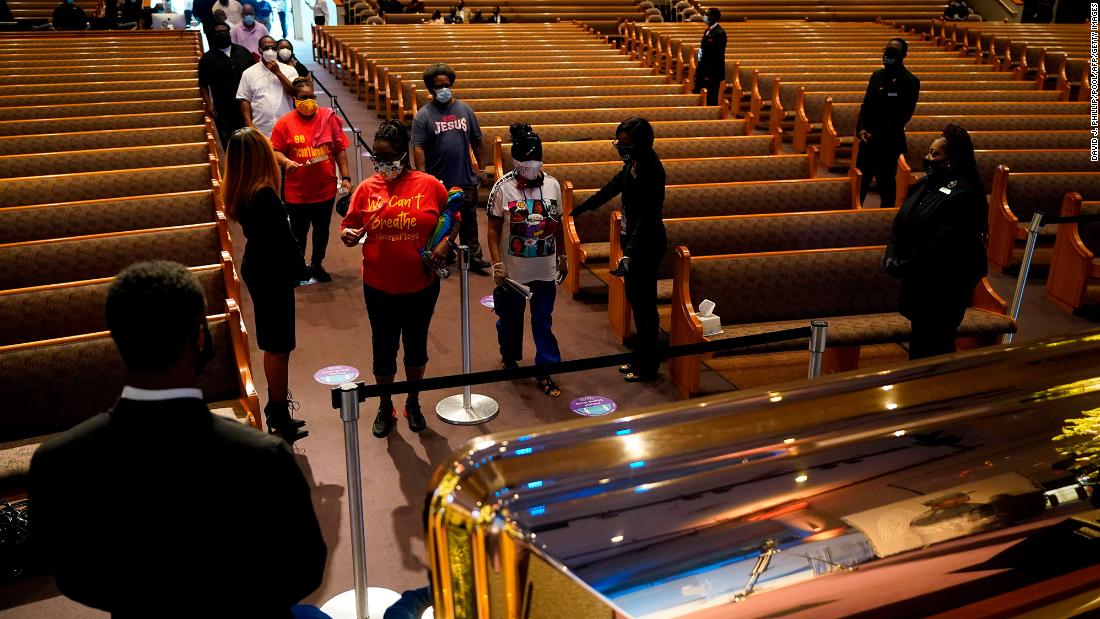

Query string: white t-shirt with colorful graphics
[487,171,562,284]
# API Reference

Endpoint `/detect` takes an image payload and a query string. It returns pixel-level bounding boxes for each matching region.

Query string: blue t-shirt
[410,99,482,188]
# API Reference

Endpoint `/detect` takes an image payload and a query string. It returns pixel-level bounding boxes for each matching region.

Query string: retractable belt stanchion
[1002,212,1044,345]
[807,320,828,379]
[320,384,399,619]
[436,245,500,425]
[353,128,363,181]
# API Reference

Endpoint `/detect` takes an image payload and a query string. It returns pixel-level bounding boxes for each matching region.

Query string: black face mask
[196,321,215,374]
[210,32,231,48]
[615,143,635,163]
[922,157,947,181]
[883,47,902,68]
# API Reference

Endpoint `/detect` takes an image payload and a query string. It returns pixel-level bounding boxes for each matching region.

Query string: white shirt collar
[121,386,204,402]
[219,46,232,55]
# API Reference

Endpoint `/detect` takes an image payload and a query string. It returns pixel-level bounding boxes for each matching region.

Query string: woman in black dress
[572,117,667,382]
[885,124,989,360]
[222,127,309,443]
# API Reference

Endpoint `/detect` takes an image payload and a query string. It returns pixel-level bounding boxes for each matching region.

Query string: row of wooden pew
[317,21,1019,396]
[683,0,948,22]
[0,31,259,497]
[372,0,649,30]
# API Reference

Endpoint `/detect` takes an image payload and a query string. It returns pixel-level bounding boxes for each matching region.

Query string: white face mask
[261,48,278,63]
[277,48,292,62]
[513,160,543,181]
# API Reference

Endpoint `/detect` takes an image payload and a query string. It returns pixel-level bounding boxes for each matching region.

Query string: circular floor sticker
[480,295,495,309]
[314,365,360,385]
[570,396,617,417]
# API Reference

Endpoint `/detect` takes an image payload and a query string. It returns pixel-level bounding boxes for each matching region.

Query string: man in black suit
[199,20,257,148]
[30,261,326,618]
[692,7,726,107]
[855,37,920,209]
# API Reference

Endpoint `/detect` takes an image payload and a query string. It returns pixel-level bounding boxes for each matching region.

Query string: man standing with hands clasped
[236,35,298,138]
[412,63,492,271]
[855,37,920,209]
[693,8,726,107]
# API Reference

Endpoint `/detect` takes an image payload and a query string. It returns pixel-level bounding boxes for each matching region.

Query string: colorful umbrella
[421,187,465,277]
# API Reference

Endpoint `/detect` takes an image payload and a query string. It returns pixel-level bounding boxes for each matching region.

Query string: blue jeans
[493,279,561,367]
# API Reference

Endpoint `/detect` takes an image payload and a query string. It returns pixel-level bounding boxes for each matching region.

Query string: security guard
[855,37,920,209]
[693,8,727,107]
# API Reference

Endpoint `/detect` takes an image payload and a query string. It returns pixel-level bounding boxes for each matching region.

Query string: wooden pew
[0,110,207,137]
[480,118,752,147]
[894,149,1095,203]
[607,206,895,342]
[1046,193,1100,314]
[473,105,726,128]
[0,88,202,107]
[0,190,218,244]
[0,98,202,122]
[0,143,215,179]
[493,134,779,178]
[987,168,1100,273]
[561,166,846,295]
[0,222,224,290]
[0,124,211,156]
[0,164,214,209]
[668,246,1014,396]
[0,303,260,492]
[550,152,816,192]
[0,259,237,346]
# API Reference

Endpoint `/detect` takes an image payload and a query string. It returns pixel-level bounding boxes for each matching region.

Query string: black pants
[213,111,245,150]
[277,10,287,35]
[908,319,959,360]
[314,15,325,25]
[362,280,440,377]
[459,185,484,261]
[287,198,334,267]
[624,244,664,376]
[856,143,900,208]
[693,75,721,106]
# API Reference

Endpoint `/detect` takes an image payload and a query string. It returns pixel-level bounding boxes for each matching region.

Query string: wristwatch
[341,176,352,182]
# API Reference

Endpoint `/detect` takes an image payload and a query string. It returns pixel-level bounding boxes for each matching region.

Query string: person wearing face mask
[214,0,242,25]
[199,20,257,148]
[444,4,462,23]
[572,118,667,383]
[486,124,566,397]
[236,35,298,137]
[943,0,971,20]
[223,127,311,442]
[51,0,88,30]
[885,124,988,360]
[272,78,351,284]
[692,8,726,107]
[29,261,327,618]
[412,63,491,271]
[855,37,920,209]
[230,3,268,58]
[340,121,456,438]
[276,38,309,77]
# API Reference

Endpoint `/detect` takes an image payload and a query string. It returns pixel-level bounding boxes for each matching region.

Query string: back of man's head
[106,261,206,374]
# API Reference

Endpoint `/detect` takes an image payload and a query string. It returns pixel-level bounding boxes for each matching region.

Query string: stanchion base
[436,393,499,425]
[320,587,401,619]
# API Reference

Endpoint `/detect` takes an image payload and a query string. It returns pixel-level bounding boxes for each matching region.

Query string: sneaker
[405,401,427,433]
[372,403,397,438]
[311,264,332,283]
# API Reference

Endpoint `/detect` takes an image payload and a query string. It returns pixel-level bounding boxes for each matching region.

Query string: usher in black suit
[30,394,327,618]
[693,22,727,106]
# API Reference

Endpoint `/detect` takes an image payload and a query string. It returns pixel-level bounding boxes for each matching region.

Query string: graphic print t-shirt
[271,111,350,204]
[410,100,482,188]
[341,170,447,294]
[487,172,562,284]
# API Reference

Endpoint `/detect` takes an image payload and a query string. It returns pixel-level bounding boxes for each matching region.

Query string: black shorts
[243,272,296,354]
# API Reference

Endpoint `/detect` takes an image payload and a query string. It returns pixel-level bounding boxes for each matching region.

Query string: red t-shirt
[341,170,448,294]
[270,110,350,204]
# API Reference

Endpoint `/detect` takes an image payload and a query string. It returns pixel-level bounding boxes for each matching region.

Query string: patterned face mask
[373,154,406,181]
[295,98,317,117]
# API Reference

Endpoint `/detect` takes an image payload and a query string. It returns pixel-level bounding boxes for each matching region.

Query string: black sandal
[535,376,561,397]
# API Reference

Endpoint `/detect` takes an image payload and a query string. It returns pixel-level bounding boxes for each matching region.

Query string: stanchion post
[436,245,500,425]
[1002,213,1044,345]
[353,128,363,184]
[807,320,828,379]
[339,382,370,619]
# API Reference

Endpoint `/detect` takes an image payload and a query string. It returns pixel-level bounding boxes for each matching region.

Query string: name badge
[887,92,899,97]
[939,186,952,195]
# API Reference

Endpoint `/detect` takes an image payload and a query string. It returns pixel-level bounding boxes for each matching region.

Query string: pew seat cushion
[580,242,610,262]
[703,309,1016,354]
